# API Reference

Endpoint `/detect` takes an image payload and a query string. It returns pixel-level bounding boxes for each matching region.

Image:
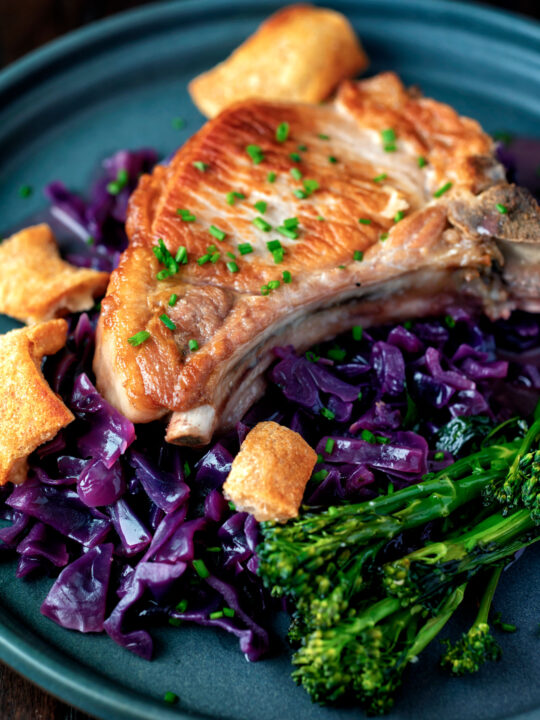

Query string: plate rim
[1,1,540,718]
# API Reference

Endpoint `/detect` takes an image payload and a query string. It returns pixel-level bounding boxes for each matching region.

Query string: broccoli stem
[476,565,503,626]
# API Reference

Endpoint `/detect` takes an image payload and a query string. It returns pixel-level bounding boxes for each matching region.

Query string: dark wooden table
[0,0,539,718]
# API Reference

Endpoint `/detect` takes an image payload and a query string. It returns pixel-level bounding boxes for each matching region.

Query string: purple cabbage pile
[0,143,538,664]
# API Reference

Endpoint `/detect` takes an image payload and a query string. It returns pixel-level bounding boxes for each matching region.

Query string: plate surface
[0,1,540,719]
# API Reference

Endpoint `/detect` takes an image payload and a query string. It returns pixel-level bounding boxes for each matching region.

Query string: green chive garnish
[18,184,33,198]
[106,169,128,195]
[246,144,265,164]
[282,270,292,283]
[352,325,363,341]
[496,203,508,214]
[168,293,178,307]
[373,173,387,183]
[253,217,272,232]
[254,200,267,214]
[226,261,239,273]
[156,269,170,280]
[318,133,330,140]
[226,191,245,206]
[361,429,376,444]
[327,347,346,361]
[381,128,397,152]
[321,407,336,420]
[163,692,178,705]
[276,226,298,239]
[128,331,151,347]
[159,314,176,330]
[267,171,277,183]
[209,225,227,241]
[434,451,445,461]
[197,254,210,265]
[303,178,319,195]
[272,249,284,263]
[444,314,456,328]
[393,210,405,223]
[267,239,282,252]
[209,611,224,620]
[353,250,364,261]
[312,469,329,483]
[189,339,199,351]
[325,437,335,454]
[175,246,187,264]
[298,144,308,152]
[223,608,235,618]
[192,161,208,172]
[417,156,427,168]
[293,189,308,199]
[260,285,270,296]
[290,167,303,180]
[176,599,188,612]
[275,122,289,143]
[177,208,196,222]
[433,182,453,198]
[283,217,299,229]
[268,280,280,290]
[358,218,372,225]
[225,251,236,260]
[317,215,325,221]
[210,252,220,263]
[238,243,253,255]
[184,461,191,477]
[380,232,389,241]
[328,155,338,163]
[193,559,209,578]
[172,117,185,129]
[289,152,302,163]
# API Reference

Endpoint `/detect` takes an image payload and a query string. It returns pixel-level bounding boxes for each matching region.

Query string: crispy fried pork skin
[94,72,539,445]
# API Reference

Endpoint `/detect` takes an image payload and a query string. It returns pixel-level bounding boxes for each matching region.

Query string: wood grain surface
[0,1,538,718]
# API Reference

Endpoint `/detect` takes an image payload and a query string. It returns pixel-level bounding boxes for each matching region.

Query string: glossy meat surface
[94,73,539,444]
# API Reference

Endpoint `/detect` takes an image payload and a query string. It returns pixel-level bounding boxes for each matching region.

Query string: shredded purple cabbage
[0,142,538,665]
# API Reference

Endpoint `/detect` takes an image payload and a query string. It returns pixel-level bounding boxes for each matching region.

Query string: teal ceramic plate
[0,2,540,718]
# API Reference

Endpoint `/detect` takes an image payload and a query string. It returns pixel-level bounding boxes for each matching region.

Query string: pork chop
[94,72,540,445]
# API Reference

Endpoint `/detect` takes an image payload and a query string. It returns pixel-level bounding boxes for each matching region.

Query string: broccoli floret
[490,418,540,510]
[441,567,502,676]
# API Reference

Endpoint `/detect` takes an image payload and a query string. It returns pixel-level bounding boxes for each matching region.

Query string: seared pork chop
[94,72,540,445]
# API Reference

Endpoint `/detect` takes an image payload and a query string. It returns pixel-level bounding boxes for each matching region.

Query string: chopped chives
[127,330,150,347]
[253,217,272,232]
[282,270,292,283]
[277,226,298,239]
[225,251,236,260]
[434,451,445,461]
[193,559,209,578]
[106,169,128,195]
[327,347,346,361]
[226,261,239,273]
[312,469,329,483]
[197,254,210,265]
[192,161,208,172]
[268,280,280,290]
[381,128,396,144]
[226,191,245,206]
[272,249,284,263]
[380,232,389,241]
[176,599,188,612]
[357,391,363,401]
[404,320,413,330]
[210,251,220,263]
[223,608,235,618]
[293,189,308,199]
[163,692,178,705]
[206,547,221,553]
[358,218,372,225]
[318,133,330,140]
[176,208,196,221]
[209,225,227,241]
[169,617,182,627]
[393,210,405,223]
[361,429,376,444]
[209,611,224,620]
[184,461,191,477]
[283,217,299,229]
[298,144,308,152]
[317,215,325,221]
[246,144,265,164]
[417,156,427,168]
[316,454,323,464]
[321,407,336,420]
[168,293,178,307]
[267,171,277,183]
[207,244,216,252]
[275,122,289,143]
[433,182,453,198]
[325,437,335,454]
[353,250,364,261]
[305,351,319,363]
[254,200,267,214]
[373,173,388,183]
[159,314,176,330]
[175,246,187,264]
[328,155,338,163]
[352,325,363,341]
[377,436,390,445]
[156,269,170,280]
[238,243,253,255]
[171,116,185,129]
[290,167,303,180]
[303,178,319,195]
[267,239,282,252]
[496,203,508,214]
[444,314,456,328]
[260,285,270,296]
[189,339,199,351]
[384,143,397,152]
[289,152,302,163]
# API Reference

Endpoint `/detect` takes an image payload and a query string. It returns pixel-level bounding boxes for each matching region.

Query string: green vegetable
[276,122,290,143]
[127,331,150,347]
